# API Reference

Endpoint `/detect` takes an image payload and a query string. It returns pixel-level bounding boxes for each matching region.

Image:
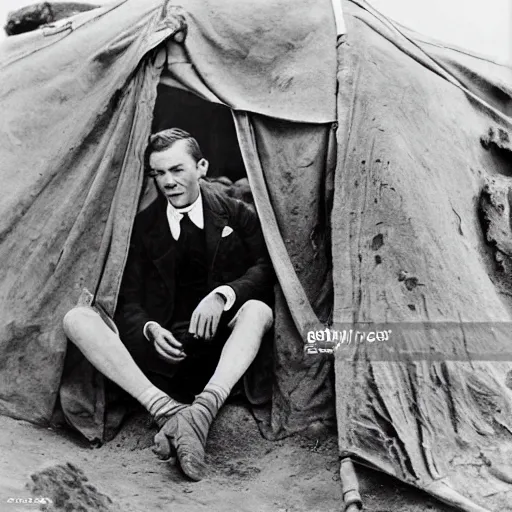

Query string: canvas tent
[1,0,512,510]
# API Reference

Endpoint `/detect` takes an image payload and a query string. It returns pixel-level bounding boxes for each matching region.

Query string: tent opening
[152,84,247,184]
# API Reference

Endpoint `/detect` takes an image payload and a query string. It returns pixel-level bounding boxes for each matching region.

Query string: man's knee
[234,300,273,332]
[62,306,102,340]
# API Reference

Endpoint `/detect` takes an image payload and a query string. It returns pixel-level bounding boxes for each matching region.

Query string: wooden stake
[339,458,363,511]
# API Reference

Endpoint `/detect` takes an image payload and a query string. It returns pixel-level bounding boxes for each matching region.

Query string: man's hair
[147,128,203,165]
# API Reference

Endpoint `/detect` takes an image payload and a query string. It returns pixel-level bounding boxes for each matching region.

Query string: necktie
[178,212,193,240]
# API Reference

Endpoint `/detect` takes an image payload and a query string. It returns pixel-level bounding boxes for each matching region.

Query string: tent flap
[0,0,174,425]
[234,112,336,438]
[166,0,338,123]
[0,0,340,439]
[333,2,512,511]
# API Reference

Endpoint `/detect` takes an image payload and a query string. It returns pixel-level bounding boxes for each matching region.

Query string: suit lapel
[141,185,228,293]
[202,184,229,271]
[142,195,176,295]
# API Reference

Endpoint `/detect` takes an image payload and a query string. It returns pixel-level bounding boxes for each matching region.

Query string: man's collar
[166,191,204,229]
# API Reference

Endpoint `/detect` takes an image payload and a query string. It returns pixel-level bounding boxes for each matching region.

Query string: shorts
[134,316,236,402]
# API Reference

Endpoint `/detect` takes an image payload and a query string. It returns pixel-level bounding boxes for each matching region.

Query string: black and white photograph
[0,1,511,511]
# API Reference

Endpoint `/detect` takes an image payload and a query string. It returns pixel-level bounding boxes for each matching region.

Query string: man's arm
[114,222,153,346]
[115,216,186,363]
[188,198,274,340]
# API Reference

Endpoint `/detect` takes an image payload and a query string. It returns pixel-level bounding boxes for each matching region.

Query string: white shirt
[166,193,204,240]
[143,191,236,339]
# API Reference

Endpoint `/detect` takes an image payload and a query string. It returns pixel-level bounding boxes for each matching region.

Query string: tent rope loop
[161,3,187,43]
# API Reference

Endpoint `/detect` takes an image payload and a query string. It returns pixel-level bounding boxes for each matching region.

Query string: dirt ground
[0,403,454,512]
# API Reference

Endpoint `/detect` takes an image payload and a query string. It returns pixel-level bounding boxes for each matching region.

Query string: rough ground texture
[28,463,118,512]
[0,404,450,512]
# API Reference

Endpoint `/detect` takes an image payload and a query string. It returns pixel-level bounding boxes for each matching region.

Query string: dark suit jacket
[114,182,275,352]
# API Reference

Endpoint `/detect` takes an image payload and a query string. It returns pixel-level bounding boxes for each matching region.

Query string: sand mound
[27,462,119,512]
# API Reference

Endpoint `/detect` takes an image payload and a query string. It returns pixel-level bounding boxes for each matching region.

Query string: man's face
[149,140,208,208]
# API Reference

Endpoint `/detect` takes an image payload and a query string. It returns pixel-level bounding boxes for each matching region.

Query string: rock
[5,3,98,37]
[481,126,511,152]
[479,176,512,291]
[480,126,512,175]
[27,462,119,511]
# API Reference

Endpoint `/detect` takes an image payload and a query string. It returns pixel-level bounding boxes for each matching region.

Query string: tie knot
[179,212,194,233]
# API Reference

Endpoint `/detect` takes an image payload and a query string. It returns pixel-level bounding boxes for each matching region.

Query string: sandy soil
[0,403,453,512]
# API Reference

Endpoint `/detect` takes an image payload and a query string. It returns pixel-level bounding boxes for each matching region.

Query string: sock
[188,383,229,444]
[195,383,229,423]
[153,383,230,481]
[137,386,186,427]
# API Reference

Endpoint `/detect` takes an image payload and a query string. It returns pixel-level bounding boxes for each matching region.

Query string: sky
[368,0,511,64]
[0,0,510,64]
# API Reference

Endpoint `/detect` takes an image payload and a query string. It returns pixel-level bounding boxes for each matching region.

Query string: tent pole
[340,458,362,511]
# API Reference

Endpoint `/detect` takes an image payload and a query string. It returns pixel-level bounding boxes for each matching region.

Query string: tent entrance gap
[149,83,248,188]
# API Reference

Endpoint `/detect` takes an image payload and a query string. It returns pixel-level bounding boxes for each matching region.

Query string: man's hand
[146,323,186,364]
[189,292,226,340]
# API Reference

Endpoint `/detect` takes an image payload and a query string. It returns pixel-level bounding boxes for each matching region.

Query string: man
[63,128,275,481]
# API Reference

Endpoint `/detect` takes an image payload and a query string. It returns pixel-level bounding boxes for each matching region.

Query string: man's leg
[154,299,273,480]
[63,306,186,427]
